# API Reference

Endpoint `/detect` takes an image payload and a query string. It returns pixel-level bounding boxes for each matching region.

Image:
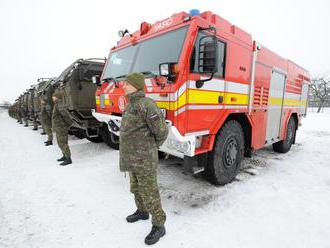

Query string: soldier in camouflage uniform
[40,94,53,146]
[38,92,47,135]
[21,93,29,127]
[120,73,168,245]
[28,88,39,130]
[17,96,23,124]
[52,91,73,166]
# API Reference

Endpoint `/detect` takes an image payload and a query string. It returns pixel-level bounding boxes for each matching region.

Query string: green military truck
[56,58,105,142]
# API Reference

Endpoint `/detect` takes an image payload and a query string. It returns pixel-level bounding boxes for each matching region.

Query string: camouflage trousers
[32,114,38,129]
[45,124,53,142]
[22,114,28,126]
[129,168,166,226]
[55,129,71,158]
[17,112,22,123]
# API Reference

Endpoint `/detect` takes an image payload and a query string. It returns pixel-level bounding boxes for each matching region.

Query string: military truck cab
[56,58,105,142]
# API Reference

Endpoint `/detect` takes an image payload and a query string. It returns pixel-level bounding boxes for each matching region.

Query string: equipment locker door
[300,81,309,116]
[266,70,286,143]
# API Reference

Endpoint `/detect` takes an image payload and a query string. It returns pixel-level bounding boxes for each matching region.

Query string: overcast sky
[0,0,329,103]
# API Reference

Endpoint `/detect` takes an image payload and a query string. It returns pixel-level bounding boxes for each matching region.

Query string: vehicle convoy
[56,58,105,142]
[95,10,307,185]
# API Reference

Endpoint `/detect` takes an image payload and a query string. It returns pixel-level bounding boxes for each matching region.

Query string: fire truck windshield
[102,26,188,80]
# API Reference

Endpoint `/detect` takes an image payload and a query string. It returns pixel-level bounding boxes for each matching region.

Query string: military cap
[125,72,145,90]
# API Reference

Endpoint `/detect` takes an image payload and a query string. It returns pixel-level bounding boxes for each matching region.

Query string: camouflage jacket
[40,95,53,126]
[52,99,73,132]
[119,90,168,172]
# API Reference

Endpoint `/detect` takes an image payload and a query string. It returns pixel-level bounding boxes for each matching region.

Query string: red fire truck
[92,10,310,185]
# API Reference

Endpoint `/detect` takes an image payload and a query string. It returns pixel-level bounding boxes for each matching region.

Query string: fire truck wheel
[272,117,296,153]
[86,135,103,143]
[205,120,245,185]
[100,126,119,150]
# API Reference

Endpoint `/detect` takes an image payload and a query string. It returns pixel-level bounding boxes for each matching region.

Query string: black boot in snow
[144,225,166,245]
[40,132,46,135]
[44,141,53,146]
[32,127,38,131]
[126,210,149,223]
[24,124,28,127]
[60,157,72,166]
[57,156,65,162]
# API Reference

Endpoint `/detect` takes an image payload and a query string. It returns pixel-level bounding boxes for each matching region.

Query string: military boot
[57,155,65,162]
[144,225,166,245]
[32,127,38,131]
[44,141,53,146]
[40,132,46,135]
[24,124,28,127]
[60,157,72,166]
[126,209,149,223]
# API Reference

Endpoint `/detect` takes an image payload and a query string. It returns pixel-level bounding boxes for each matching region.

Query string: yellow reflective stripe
[96,99,100,104]
[269,97,306,107]
[188,90,224,104]
[156,90,248,110]
[224,93,249,105]
[189,90,248,105]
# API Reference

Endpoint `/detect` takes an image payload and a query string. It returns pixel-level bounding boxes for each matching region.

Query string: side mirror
[198,36,218,74]
[92,75,101,86]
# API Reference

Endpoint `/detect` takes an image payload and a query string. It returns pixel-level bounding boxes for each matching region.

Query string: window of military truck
[102,26,188,79]
[190,31,226,78]
[80,63,104,81]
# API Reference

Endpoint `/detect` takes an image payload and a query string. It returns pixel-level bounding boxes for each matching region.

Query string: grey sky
[0,0,329,103]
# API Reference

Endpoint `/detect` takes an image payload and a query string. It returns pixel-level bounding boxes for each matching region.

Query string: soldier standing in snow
[21,92,29,127]
[52,91,73,166]
[41,94,53,146]
[17,96,23,124]
[119,72,168,245]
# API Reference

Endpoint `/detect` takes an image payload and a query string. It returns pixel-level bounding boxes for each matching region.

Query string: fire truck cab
[93,10,310,185]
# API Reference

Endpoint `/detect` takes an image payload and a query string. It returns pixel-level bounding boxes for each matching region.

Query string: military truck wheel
[158,151,166,160]
[205,120,245,185]
[273,117,296,153]
[73,129,87,139]
[100,126,119,150]
[86,135,103,143]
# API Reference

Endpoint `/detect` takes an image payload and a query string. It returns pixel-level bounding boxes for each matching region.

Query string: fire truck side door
[266,70,287,143]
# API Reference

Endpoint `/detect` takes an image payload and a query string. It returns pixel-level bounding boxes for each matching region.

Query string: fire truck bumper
[92,110,196,158]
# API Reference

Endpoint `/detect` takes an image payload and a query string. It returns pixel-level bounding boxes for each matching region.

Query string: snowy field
[0,108,330,248]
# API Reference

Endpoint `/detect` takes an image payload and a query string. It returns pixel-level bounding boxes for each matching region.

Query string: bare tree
[310,77,330,113]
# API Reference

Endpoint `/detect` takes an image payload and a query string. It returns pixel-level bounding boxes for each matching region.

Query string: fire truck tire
[86,136,103,143]
[272,117,296,153]
[100,126,119,150]
[205,120,245,185]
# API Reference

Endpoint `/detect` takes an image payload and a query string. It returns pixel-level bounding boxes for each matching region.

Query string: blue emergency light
[189,9,200,16]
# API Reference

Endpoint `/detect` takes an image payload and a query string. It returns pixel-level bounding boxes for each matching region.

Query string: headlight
[159,63,170,76]
[166,139,191,154]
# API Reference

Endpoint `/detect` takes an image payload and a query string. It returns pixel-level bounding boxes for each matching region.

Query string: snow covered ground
[0,109,330,248]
